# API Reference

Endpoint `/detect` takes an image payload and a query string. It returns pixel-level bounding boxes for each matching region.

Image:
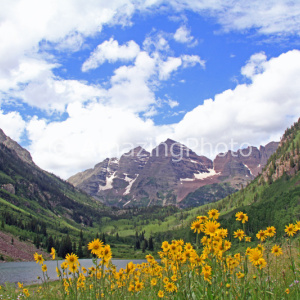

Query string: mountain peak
[124,146,150,156]
[163,138,178,145]
[0,128,33,165]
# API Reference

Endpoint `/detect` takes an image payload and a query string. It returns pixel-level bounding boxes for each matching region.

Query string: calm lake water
[0,259,146,285]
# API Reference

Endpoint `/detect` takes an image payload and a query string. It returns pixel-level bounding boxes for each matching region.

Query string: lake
[0,259,146,285]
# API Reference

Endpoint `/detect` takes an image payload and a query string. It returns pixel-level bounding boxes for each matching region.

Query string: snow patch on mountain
[123,174,139,195]
[98,172,116,191]
[180,169,219,181]
[243,164,253,175]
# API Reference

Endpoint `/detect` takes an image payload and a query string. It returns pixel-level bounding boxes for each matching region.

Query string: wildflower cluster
[3,212,300,299]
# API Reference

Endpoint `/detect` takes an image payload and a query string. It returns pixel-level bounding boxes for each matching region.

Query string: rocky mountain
[214,142,279,183]
[0,129,33,165]
[68,138,279,208]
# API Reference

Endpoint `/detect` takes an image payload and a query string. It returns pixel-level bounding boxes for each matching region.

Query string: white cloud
[108,51,157,112]
[172,50,300,157]
[26,102,172,178]
[0,56,57,93]
[26,50,300,178]
[0,0,141,69]
[241,52,267,78]
[55,32,84,52]
[143,32,170,54]
[159,57,182,80]
[158,55,205,79]
[0,110,26,142]
[1,0,300,179]
[167,99,179,108]
[82,38,140,72]
[168,0,300,36]
[20,77,105,113]
[181,55,205,68]
[174,25,197,46]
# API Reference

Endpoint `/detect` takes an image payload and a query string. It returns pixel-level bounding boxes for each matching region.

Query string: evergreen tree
[77,239,84,258]
[148,236,154,251]
[73,242,77,254]
[102,233,106,245]
[47,235,55,252]
[142,240,146,253]
[135,239,140,250]
[144,238,148,249]
[58,235,73,258]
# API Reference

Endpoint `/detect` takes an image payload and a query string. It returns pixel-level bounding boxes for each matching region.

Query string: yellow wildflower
[235,211,248,223]
[285,224,297,236]
[50,247,56,260]
[236,272,245,279]
[234,229,245,241]
[34,253,44,265]
[41,264,47,272]
[88,239,104,255]
[249,248,263,266]
[65,253,79,267]
[256,230,267,241]
[191,220,203,234]
[204,220,220,236]
[266,226,276,237]
[158,290,164,298]
[271,245,283,256]
[208,209,220,220]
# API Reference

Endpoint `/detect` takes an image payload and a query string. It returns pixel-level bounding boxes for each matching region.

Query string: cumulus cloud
[19,76,106,113]
[159,57,182,80]
[241,52,267,78]
[82,38,140,72]
[181,55,205,68]
[25,50,300,178]
[0,0,141,70]
[174,25,197,46]
[158,55,205,80]
[26,102,172,178]
[167,98,179,108]
[168,0,300,36]
[172,50,300,157]
[0,57,57,93]
[143,31,171,54]
[0,110,26,142]
[1,0,300,179]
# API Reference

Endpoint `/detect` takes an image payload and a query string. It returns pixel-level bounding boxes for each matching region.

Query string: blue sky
[0,0,300,178]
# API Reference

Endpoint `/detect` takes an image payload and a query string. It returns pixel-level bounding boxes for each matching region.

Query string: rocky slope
[69,139,279,208]
[261,119,300,184]
[0,230,50,262]
[0,128,33,165]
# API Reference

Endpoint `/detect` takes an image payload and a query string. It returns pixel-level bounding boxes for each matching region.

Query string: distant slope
[0,128,108,251]
[179,183,238,208]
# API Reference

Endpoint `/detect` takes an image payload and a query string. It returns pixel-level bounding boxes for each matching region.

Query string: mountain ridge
[68,139,279,208]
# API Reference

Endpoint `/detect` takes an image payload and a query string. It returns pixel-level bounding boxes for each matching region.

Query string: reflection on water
[0,259,146,285]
